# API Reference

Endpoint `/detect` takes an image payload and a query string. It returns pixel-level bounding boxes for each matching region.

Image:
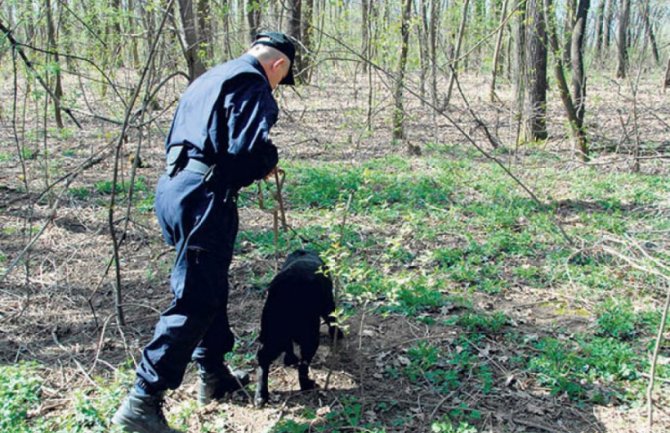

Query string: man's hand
[264,166,284,181]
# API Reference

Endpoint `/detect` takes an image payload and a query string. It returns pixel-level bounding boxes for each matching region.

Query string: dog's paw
[254,392,268,408]
[299,377,317,391]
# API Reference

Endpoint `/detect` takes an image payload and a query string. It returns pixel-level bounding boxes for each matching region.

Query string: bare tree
[302,0,314,82]
[197,0,212,58]
[594,0,605,60]
[562,0,576,68]
[641,1,659,65]
[392,0,412,150]
[602,0,613,53]
[571,0,589,125]
[45,0,64,128]
[543,0,589,160]
[490,0,510,102]
[616,0,630,78]
[445,0,470,108]
[429,0,439,107]
[178,0,207,81]
[247,0,262,43]
[524,0,548,141]
[287,0,302,82]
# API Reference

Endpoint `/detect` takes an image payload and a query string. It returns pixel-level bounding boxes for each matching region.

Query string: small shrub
[596,300,636,339]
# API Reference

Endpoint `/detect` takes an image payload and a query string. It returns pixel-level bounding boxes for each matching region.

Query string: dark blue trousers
[136,171,238,393]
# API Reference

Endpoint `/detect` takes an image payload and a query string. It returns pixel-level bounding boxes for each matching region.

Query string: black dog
[254,250,342,407]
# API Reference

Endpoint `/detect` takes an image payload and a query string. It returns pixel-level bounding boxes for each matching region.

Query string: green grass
[94,177,149,195]
[0,363,43,433]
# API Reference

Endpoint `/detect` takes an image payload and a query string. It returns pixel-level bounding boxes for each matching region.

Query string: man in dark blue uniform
[112,32,295,433]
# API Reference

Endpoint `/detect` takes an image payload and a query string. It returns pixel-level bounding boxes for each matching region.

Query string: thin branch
[0,19,82,128]
[107,0,176,326]
[313,27,576,247]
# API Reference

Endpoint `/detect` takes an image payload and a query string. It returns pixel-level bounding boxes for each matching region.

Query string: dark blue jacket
[165,54,279,190]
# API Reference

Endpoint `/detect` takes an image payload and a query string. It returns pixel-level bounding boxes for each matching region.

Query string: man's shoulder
[208,56,266,81]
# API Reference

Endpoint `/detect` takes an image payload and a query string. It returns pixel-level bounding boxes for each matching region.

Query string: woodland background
[0,0,669,432]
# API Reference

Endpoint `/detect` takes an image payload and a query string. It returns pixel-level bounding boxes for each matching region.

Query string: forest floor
[1,69,669,433]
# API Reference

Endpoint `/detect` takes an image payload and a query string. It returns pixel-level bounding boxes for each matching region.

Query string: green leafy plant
[596,299,636,339]
[0,363,43,433]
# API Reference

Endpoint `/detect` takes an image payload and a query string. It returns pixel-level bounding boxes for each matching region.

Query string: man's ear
[273,57,286,72]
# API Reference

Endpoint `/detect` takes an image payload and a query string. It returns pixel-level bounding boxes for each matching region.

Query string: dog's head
[276,249,334,316]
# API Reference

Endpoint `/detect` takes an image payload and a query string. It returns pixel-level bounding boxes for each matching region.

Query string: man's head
[248,32,295,89]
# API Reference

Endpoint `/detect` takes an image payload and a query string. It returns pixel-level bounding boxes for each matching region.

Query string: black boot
[111,389,182,433]
[198,365,250,405]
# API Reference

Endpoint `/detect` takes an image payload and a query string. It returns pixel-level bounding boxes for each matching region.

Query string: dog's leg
[297,360,316,391]
[297,334,319,391]
[255,343,280,407]
[283,341,299,366]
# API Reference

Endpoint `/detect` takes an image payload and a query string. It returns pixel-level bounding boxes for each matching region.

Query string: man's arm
[218,76,279,189]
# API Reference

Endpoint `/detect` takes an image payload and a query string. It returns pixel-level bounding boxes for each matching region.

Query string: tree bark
[562,0,576,68]
[178,0,206,82]
[571,0,589,129]
[392,0,412,146]
[444,0,471,108]
[594,0,605,61]
[602,0,613,52]
[543,0,588,160]
[616,0,630,79]
[513,0,526,145]
[45,0,64,128]
[664,57,670,91]
[197,0,212,58]
[641,1,659,65]
[247,0,262,43]
[418,0,429,99]
[490,0,509,102]
[524,0,548,141]
[429,0,439,107]
[361,0,369,72]
[287,0,302,82]
[302,0,314,82]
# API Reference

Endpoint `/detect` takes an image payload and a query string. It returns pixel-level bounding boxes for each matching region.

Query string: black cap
[253,31,296,85]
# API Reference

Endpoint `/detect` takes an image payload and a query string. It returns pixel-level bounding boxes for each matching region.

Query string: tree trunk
[524,0,548,141]
[178,0,206,81]
[302,0,314,82]
[444,0,470,108]
[594,0,605,61]
[602,0,613,52]
[641,2,659,65]
[513,0,526,145]
[616,0,630,79]
[361,0,371,73]
[197,0,212,58]
[490,0,509,102]
[543,0,588,160]
[664,57,670,91]
[418,0,429,99]
[429,0,439,107]
[45,0,63,128]
[128,0,141,67]
[392,0,412,145]
[247,0,262,43]
[571,0,589,129]
[562,0,576,68]
[287,0,302,82]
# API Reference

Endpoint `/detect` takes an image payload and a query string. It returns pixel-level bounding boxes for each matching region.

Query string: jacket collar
[240,54,270,86]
